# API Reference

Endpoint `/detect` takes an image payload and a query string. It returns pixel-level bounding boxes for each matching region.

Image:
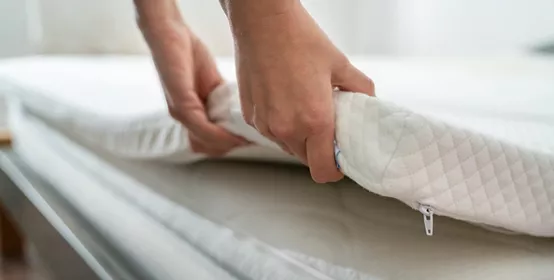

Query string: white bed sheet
[9,99,554,280]
[10,105,347,280]
[7,106,238,280]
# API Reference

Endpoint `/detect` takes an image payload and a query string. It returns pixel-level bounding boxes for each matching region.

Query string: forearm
[133,0,185,35]
[219,0,300,35]
[133,0,195,98]
[133,0,193,61]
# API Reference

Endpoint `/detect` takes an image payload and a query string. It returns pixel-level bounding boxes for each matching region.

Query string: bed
[0,55,553,280]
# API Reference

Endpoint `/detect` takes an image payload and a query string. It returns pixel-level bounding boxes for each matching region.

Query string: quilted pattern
[335,93,554,236]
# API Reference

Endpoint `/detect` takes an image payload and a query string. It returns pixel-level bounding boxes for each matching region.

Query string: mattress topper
[10,108,554,280]
[0,55,553,237]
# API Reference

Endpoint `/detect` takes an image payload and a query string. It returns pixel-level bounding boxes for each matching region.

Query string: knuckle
[168,106,182,121]
[253,120,275,141]
[168,97,204,124]
[333,54,351,71]
[267,120,295,140]
[301,109,331,134]
[168,105,194,125]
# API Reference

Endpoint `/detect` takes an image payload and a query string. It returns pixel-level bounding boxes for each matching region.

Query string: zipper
[418,204,434,236]
[331,145,520,237]
[333,140,341,170]
[333,143,438,237]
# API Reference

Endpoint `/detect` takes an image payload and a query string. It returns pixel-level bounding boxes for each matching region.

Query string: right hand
[138,13,248,157]
[226,1,375,183]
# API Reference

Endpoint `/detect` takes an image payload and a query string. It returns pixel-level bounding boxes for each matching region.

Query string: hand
[137,7,248,156]
[228,2,375,183]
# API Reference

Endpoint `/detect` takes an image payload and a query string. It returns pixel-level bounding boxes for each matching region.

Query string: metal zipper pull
[333,140,341,170]
[419,204,434,236]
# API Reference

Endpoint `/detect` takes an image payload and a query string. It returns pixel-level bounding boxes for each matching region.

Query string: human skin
[134,0,249,157]
[134,0,375,183]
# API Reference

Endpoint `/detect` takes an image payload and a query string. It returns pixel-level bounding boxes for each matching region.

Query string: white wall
[303,0,364,54]
[0,0,385,57]
[180,0,369,56]
[0,0,33,57]
[38,0,148,54]
[181,0,554,56]
[356,1,398,54]
[34,0,384,56]
[178,1,234,56]
[393,0,554,56]
[1,0,553,57]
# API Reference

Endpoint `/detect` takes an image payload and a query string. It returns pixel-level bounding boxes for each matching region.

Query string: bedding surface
[9,105,344,280]
[9,95,554,280]
[1,55,554,279]
[1,55,553,237]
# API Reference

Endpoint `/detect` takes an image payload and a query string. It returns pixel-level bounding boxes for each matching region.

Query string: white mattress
[1,56,554,237]
[1,56,554,279]
[8,87,554,280]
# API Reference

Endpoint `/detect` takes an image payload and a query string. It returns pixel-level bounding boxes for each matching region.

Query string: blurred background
[0,0,553,279]
[1,0,554,58]
[1,0,553,133]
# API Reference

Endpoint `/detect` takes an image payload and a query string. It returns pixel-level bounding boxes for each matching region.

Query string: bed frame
[0,144,145,280]
[0,130,10,146]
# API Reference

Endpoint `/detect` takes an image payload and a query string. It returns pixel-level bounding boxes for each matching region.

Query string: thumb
[193,38,224,100]
[332,64,375,96]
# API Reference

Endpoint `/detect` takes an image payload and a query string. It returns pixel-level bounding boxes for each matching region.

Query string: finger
[284,140,308,165]
[269,140,294,156]
[192,37,224,99]
[149,36,196,109]
[275,140,295,156]
[306,127,344,183]
[250,111,293,157]
[262,117,308,164]
[182,109,249,150]
[189,134,210,153]
[282,146,294,156]
[332,64,375,96]
[189,134,227,157]
[252,113,272,139]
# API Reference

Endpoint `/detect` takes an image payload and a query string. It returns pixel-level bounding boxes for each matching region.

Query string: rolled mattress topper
[1,56,552,237]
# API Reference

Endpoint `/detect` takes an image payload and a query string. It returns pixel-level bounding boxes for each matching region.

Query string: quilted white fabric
[0,56,553,238]
[335,93,554,237]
